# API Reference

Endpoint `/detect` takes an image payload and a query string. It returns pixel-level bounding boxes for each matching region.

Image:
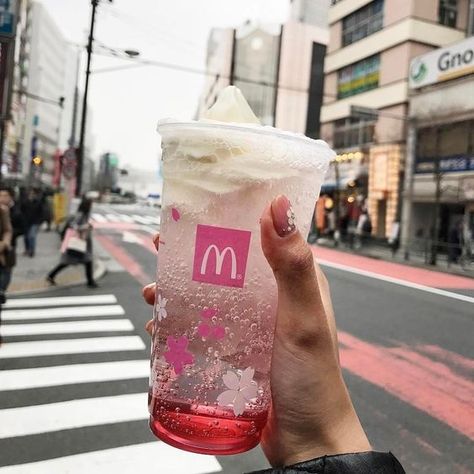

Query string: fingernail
[271,195,296,237]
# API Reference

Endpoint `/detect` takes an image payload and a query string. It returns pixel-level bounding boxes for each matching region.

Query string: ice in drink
[149,86,333,454]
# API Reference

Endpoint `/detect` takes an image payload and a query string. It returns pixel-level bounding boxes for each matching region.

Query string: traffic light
[32,156,43,166]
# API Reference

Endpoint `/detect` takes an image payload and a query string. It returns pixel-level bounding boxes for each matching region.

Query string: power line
[93,50,338,98]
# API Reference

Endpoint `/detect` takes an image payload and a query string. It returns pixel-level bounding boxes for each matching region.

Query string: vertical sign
[0,0,17,37]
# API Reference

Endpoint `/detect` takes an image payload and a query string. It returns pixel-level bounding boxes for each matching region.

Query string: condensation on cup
[149,86,334,455]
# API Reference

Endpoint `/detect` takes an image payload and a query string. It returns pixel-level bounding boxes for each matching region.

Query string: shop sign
[0,0,17,37]
[415,155,474,174]
[409,36,474,89]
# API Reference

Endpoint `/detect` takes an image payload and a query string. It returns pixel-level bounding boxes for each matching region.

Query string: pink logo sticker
[192,225,251,288]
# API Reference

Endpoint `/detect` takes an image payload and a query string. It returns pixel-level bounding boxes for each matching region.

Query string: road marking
[91,213,107,223]
[0,336,145,359]
[118,214,135,223]
[1,319,134,336]
[2,304,125,321]
[0,441,222,474]
[2,294,117,309]
[0,393,149,438]
[318,259,474,304]
[0,360,149,391]
[339,331,474,440]
[132,214,154,225]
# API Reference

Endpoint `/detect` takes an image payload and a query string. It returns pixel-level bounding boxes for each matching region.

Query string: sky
[38,0,291,172]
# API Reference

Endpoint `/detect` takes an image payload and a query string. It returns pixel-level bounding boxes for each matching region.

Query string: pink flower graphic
[171,208,181,222]
[217,367,258,416]
[164,336,194,375]
[197,308,225,340]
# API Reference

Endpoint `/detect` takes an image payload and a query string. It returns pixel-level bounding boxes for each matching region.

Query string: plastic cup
[149,121,333,455]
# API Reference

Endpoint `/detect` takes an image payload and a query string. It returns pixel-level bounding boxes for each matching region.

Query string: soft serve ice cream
[158,86,333,203]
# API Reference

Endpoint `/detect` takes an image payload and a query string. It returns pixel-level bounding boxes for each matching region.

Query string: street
[0,203,473,473]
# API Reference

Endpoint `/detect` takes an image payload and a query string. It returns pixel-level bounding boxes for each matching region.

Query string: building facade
[321,0,472,238]
[405,35,474,253]
[199,5,329,136]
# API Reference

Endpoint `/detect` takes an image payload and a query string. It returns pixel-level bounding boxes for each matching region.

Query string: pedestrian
[0,202,12,305]
[41,192,53,232]
[21,187,44,257]
[447,221,462,265]
[0,186,25,299]
[46,197,98,288]
[143,196,405,473]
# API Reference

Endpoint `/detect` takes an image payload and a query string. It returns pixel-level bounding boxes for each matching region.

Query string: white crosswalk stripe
[0,294,221,473]
[89,212,160,226]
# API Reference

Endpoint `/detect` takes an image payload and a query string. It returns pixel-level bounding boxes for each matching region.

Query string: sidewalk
[6,229,106,295]
[314,238,474,280]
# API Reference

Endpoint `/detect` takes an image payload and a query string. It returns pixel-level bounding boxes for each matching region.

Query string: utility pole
[69,47,81,148]
[429,127,442,266]
[76,0,99,197]
[400,120,417,260]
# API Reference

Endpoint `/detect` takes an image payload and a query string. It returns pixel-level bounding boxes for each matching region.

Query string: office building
[321,0,472,237]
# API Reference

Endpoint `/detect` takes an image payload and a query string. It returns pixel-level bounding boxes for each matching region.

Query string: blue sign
[0,0,16,37]
[415,155,474,174]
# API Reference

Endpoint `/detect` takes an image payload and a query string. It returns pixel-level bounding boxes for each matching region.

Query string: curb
[313,243,474,280]
[6,259,108,296]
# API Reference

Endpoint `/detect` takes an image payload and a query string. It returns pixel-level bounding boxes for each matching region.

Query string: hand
[143,198,370,467]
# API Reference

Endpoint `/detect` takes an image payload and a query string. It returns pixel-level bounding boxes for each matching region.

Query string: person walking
[0,186,25,298]
[0,203,12,303]
[21,188,44,257]
[46,197,98,288]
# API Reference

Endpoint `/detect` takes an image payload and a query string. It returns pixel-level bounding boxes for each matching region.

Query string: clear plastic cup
[149,121,333,455]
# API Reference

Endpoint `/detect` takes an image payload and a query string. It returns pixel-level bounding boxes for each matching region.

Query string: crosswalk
[0,294,221,473]
[91,213,160,226]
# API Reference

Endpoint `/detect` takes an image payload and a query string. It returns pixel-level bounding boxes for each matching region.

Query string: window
[439,0,458,28]
[334,117,375,149]
[342,0,384,46]
[337,54,380,99]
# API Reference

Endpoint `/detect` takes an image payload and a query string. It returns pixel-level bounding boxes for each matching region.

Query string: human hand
[143,198,370,467]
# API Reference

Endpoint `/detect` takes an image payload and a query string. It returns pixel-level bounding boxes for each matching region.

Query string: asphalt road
[0,202,472,473]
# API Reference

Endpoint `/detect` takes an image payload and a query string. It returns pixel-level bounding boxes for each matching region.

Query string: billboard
[0,0,16,37]
[409,36,474,89]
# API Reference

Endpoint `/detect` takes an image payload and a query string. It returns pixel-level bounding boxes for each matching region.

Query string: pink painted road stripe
[95,234,150,286]
[91,222,139,230]
[338,331,474,440]
[313,246,474,289]
[416,345,474,374]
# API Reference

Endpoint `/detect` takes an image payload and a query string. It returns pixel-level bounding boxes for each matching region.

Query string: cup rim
[157,120,334,153]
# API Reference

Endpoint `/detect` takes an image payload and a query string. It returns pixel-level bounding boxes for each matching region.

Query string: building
[290,0,331,28]
[402,36,474,256]
[198,2,329,136]
[321,0,472,238]
[97,152,120,192]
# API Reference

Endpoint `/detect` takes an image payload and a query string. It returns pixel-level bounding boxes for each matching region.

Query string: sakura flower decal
[217,367,258,416]
[197,308,225,340]
[156,293,168,322]
[164,336,194,375]
[171,207,181,222]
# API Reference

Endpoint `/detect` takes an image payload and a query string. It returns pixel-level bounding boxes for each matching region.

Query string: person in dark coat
[21,187,44,257]
[0,186,26,296]
[46,197,98,288]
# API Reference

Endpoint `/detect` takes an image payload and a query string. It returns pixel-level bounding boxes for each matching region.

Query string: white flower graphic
[217,367,258,416]
[156,293,168,322]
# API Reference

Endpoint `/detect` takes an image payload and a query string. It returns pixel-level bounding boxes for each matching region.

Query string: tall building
[321,0,472,238]
[199,12,329,137]
[403,36,474,257]
[290,0,331,28]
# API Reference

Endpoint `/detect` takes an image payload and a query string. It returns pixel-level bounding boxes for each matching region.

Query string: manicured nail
[271,195,296,237]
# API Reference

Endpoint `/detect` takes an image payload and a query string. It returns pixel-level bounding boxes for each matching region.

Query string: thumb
[260,195,322,316]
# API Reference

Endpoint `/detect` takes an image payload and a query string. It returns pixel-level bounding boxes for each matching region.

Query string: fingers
[142,282,156,306]
[145,319,153,336]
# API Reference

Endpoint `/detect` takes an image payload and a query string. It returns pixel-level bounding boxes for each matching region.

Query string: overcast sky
[38,0,291,172]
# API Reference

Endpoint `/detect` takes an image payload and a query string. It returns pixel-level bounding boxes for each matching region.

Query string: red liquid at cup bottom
[149,393,268,455]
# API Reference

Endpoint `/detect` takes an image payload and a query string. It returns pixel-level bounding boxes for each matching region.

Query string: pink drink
[149,121,332,454]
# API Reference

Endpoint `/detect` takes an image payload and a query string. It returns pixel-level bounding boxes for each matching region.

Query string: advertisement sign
[409,36,474,89]
[415,155,474,174]
[0,0,16,37]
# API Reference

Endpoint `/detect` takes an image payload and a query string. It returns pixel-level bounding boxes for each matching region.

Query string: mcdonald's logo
[193,224,251,288]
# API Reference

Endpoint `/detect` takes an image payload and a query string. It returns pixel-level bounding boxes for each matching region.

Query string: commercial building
[321,0,473,238]
[198,1,329,136]
[403,35,474,254]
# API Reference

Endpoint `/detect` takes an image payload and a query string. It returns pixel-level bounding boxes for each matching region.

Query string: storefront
[408,36,474,249]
